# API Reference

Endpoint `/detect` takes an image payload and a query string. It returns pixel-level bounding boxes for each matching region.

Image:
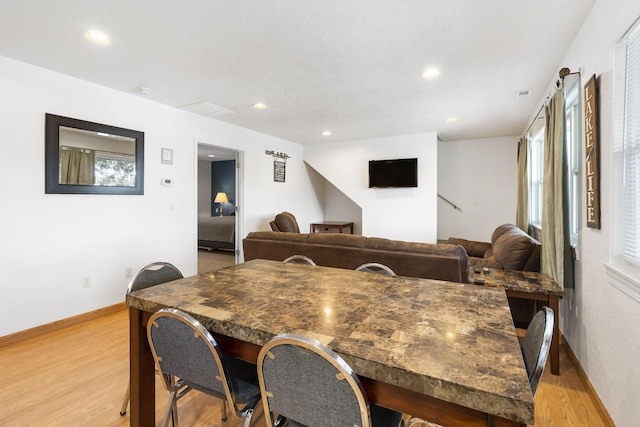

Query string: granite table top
[469,268,564,296]
[126,259,534,424]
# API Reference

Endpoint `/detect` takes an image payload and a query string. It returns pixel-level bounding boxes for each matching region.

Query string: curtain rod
[525,68,580,135]
[60,145,134,157]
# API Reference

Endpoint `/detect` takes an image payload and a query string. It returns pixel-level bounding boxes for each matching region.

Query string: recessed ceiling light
[422,68,441,79]
[83,30,111,45]
[322,131,332,136]
[253,102,267,109]
[208,154,215,158]
[445,117,458,123]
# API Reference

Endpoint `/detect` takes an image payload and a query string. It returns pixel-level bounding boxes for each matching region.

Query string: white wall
[304,133,438,243]
[197,160,212,215]
[323,181,363,235]
[0,56,323,337]
[437,136,518,242]
[531,1,640,425]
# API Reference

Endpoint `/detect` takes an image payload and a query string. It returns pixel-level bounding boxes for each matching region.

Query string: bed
[198,214,236,250]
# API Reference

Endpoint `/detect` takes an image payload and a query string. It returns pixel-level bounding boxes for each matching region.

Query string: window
[94,151,136,187]
[608,17,640,297]
[527,80,581,245]
[528,129,544,228]
[565,79,581,246]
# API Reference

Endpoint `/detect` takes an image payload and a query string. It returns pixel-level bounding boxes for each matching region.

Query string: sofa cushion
[246,231,310,243]
[243,231,469,283]
[307,232,366,248]
[491,225,541,271]
[447,238,492,258]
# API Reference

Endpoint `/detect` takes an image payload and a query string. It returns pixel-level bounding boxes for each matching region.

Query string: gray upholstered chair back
[521,306,554,395]
[120,262,184,417]
[148,308,234,401]
[283,254,316,266]
[127,262,183,293]
[258,334,371,427]
[147,308,261,427]
[355,262,396,276]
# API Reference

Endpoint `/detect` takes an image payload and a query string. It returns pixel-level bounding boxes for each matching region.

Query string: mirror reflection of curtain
[59,146,95,185]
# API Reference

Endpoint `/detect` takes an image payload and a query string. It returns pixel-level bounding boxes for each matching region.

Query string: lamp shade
[214,192,229,203]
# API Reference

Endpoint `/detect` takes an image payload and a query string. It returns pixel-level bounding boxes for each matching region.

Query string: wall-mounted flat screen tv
[369,158,418,188]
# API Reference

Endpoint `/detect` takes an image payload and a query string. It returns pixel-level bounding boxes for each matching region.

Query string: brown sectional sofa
[448,224,542,325]
[243,231,469,283]
[448,224,541,272]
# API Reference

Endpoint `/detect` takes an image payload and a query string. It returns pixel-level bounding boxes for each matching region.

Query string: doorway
[196,142,243,272]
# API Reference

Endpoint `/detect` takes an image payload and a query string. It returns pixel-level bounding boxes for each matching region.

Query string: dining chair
[355,262,396,276]
[257,333,403,427]
[406,306,554,427]
[283,254,316,266]
[147,308,262,427]
[521,306,554,395]
[120,262,184,417]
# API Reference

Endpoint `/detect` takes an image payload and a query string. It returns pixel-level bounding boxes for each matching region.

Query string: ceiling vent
[179,101,234,118]
[514,89,532,100]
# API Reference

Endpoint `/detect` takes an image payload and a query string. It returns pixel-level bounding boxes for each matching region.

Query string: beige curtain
[60,146,95,185]
[515,136,529,231]
[541,90,573,289]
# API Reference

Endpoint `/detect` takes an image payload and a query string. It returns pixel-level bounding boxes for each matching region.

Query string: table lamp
[214,192,228,216]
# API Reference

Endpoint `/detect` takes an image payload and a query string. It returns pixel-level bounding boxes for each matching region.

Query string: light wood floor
[0,308,610,427]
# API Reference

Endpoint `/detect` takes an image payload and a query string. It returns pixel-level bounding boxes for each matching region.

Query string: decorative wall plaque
[265,149,289,183]
[274,160,286,182]
[584,74,601,229]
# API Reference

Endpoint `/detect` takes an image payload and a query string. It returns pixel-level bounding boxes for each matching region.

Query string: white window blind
[621,23,640,267]
[610,16,640,300]
[565,79,581,247]
[528,129,544,228]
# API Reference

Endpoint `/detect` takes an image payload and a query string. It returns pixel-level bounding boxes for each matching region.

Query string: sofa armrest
[447,238,492,258]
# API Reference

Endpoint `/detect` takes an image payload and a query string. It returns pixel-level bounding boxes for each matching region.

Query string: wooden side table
[469,268,564,376]
[310,221,354,234]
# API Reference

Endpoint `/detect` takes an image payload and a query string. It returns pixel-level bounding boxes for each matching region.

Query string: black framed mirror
[45,114,144,195]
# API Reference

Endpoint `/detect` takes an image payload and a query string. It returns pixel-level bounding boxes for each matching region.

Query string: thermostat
[161,178,173,186]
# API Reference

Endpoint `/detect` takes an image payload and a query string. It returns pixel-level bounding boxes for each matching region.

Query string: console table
[310,221,354,234]
[469,268,564,375]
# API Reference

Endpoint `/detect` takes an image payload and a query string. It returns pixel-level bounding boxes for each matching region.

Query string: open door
[196,142,243,265]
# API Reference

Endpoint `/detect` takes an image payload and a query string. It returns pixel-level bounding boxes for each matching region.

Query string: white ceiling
[197,144,237,162]
[0,0,595,144]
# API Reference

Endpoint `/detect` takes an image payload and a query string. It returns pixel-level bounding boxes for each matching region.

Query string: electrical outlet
[125,268,133,279]
[82,277,91,288]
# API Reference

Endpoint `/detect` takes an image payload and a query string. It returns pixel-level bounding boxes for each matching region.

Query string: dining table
[126,259,535,427]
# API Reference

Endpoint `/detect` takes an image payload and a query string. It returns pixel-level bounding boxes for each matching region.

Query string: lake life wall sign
[584,74,601,229]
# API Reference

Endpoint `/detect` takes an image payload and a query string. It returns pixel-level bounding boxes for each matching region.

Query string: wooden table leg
[548,295,560,375]
[130,307,155,427]
[488,415,526,426]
